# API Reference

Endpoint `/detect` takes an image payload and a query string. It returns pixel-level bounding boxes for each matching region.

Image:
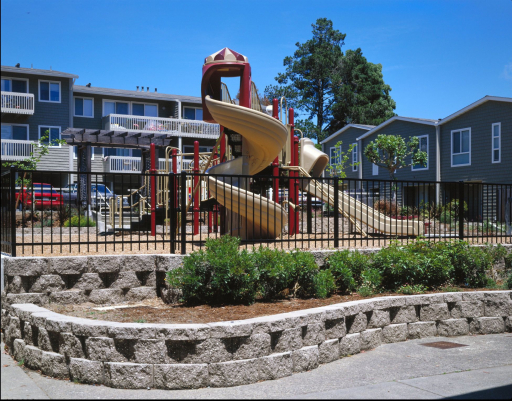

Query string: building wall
[439,100,512,184]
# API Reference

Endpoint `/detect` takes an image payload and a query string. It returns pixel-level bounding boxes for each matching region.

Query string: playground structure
[103,47,424,240]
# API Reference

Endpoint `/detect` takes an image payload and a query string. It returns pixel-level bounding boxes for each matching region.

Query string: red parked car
[16,183,63,210]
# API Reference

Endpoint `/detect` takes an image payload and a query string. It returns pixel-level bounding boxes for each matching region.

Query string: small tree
[325,140,359,179]
[364,134,427,199]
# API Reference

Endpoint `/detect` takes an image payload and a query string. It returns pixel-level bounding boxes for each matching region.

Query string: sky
[1,0,511,122]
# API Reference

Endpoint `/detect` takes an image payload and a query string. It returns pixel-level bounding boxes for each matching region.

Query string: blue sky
[1,0,511,121]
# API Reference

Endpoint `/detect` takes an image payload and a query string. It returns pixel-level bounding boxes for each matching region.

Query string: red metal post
[171,148,178,234]
[288,108,296,235]
[150,143,156,237]
[293,135,300,234]
[219,128,226,233]
[272,98,280,203]
[193,141,200,236]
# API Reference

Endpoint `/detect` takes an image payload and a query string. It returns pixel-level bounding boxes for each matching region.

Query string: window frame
[182,145,213,159]
[73,146,95,160]
[101,148,140,158]
[372,163,379,176]
[182,106,203,120]
[38,125,62,148]
[352,143,358,172]
[411,134,429,171]
[329,145,341,166]
[74,96,95,118]
[491,122,501,164]
[1,76,29,93]
[38,79,61,103]
[450,127,471,167]
[1,123,30,140]
[102,99,159,117]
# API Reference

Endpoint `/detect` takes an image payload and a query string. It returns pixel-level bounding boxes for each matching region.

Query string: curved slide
[300,138,424,236]
[205,96,288,239]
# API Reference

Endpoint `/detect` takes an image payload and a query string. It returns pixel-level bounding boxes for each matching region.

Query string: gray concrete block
[382,324,408,343]
[69,358,104,384]
[209,358,259,387]
[437,319,469,337]
[133,339,166,364]
[302,323,325,346]
[105,362,153,389]
[6,276,23,293]
[367,309,390,328]
[88,256,121,273]
[9,303,48,321]
[120,255,156,272]
[74,273,104,290]
[325,317,346,340]
[154,323,210,341]
[257,352,292,381]
[339,301,361,317]
[125,287,157,302]
[153,363,208,390]
[48,256,88,275]
[450,301,484,319]
[232,333,271,360]
[391,305,418,324]
[107,323,157,340]
[340,333,361,356]
[41,351,69,378]
[5,257,48,276]
[271,327,302,353]
[110,272,141,289]
[322,305,344,321]
[248,314,300,333]
[484,292,512,317]
[406,294,444,305]
[208,320,253,338]
[319,338,340,364]
[347,312,367,334]
[506,316,512,332]
[145,271,156,287]
[360,328,382,350]
[6,293,48,305]
[59,332,85,358]
[23,322,33,345]
[462,292,485,302]
[371,296,406,309]
[292,345,319,373]
[443,292,463,303]
[408,321,437,339]
[155,255,183,272]
[49,290,87,305]
[88,289,124,305]
[86,337,125,362]
[420,303,450,321]
[72,320,110,337]
[24,345,42,370]
[293,310,326,327]
[196,338,231,363]
[37,327,53,351]
[29,311,55,327]
[13,339,25,362]
[469,317,505,334]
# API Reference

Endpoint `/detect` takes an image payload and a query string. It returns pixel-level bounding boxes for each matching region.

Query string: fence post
[459,180,464,240]
[169,172,175,254]
[181,171,187,255]
[334,178,339,248]
[10,165,17,257]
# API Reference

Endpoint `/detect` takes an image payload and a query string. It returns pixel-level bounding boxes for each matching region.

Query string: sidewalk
[2,334,511,399]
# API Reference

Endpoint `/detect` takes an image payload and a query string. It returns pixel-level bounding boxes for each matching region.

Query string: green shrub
[397,284,427,295]
[505,252,512,271]
[441,241,490,287]
[63,215,96,227]
[507,272,512,290]
[482,243,508,265]
[326,250,370,293]
[357,285,374,297]
[252,247,293,300]
[289,251,319,298]
[166,236,257,305]
[439,211,456,224]
[313,270,336,299]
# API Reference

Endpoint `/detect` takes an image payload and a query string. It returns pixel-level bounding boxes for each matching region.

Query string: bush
[397,284,427,295]
[63,215,96,227]
[438,241,490,287]
[507,272,512,290]
[252,247,293,300]
[374,199,401,216]
[326,250,370,293]
[439,211,456,224]
[166,236,258,305]
[289,251,319,298]
[313,270,336,299]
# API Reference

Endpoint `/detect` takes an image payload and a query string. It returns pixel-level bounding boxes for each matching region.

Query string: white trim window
[38,126,61,147]
[492,123,501,163]
[38,80,61,103]
[1,77,29,93]
[372,163,379,176]
[73,146,95,160]
[1,124,29,140]
[412,135,429,170]
[183,107,203,120]
[329,145,341,166]
[102,148,141,157]
[352,143,358,172]
[74,97,94,118]
[102,100,129,116]
[132,102,158,117]
[451,128,471,167]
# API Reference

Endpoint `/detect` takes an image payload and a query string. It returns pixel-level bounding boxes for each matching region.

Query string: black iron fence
[1,167,511,257]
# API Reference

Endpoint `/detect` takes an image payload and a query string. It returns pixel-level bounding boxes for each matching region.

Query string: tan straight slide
[299,138,424,236]
[205,96,288,239]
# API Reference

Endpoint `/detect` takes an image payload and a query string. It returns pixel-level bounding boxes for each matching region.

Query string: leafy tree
[325,140,359,178]
[330,48,396,132]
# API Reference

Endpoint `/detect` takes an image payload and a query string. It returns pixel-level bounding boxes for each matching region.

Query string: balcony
[102,114,220,139]
[1,139,34,161]
[104,156,171,173]
[1,92,35,115]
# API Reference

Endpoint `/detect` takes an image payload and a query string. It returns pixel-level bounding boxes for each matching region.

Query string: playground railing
[1,167,511,257]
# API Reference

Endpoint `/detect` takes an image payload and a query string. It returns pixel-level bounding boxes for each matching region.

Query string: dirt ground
[47,287,505,324]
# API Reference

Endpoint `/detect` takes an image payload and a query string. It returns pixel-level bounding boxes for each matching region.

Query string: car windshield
[91,184,112,195]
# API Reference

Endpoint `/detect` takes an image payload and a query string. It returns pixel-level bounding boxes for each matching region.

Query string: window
[412,135,429,170]
[39,80,60,102]
[132,103,158,117]
[183,107,203,120]
[372,163,379,176]
[451,128,471,167]
[38,126,61,147]
[492,123,501,163]
[1,124,29,140]
[352,143,358,172]
[102,148,141,157]
[183,145,213,159]
[103,101,129,116]
[329,145,341,165]
[1,78,28,93]
[74,97,94,118]
[73,146,95,160]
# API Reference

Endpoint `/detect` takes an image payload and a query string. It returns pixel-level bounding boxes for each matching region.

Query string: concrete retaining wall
[2,291,511,389]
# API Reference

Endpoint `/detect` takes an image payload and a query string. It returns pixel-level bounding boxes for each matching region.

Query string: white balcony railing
[1,139,34,160]
[1,92,35,115]
[103,114,220,139]
[104,156,171,173]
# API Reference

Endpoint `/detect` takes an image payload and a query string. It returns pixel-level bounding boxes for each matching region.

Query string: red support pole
[288,107,296,235]
[193,141,200,236]
[219,127,226,234]
[272,98,280,204]
[150,143,156,237]
[171,148,178,234]
[294,135,300,233]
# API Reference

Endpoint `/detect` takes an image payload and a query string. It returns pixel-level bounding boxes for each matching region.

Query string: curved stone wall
[2,291,511,389]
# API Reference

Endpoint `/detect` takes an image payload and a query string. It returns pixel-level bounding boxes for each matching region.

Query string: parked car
[16,183,63,210]
[62,183,128,210]
[278,189,323,208]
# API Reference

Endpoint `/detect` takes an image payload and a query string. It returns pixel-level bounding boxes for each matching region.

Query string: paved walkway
[2,334,512,399]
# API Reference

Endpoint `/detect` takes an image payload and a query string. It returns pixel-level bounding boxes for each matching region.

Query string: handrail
[220,82,232,104]
[280,96,288,125]
[1,91,35,114]
[250,82,262,112]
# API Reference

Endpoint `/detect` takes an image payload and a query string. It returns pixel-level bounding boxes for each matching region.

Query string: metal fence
[1,167,511,257]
